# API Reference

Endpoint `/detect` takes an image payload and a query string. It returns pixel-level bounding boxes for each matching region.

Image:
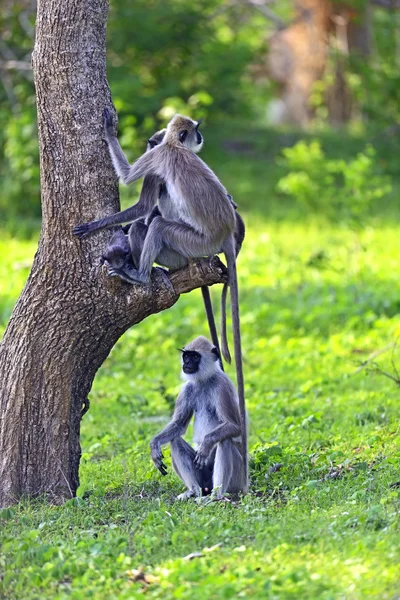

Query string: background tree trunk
[0,0,225,508]
[266,0,370,126]
[267,0,331,126]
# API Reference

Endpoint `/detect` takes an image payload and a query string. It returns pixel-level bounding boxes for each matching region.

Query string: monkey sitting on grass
[150,336,248,500]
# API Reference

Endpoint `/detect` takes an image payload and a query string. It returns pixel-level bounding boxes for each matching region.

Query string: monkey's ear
[179,130,188,142]
[211,347,220,361]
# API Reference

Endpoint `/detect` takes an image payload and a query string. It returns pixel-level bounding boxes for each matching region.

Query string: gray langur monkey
[150,336,248,499]
[74,117,245,368]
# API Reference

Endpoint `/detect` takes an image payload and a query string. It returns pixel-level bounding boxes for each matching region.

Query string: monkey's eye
[148,139,156,148]
[182,350,201,363]
[179,130,188,143]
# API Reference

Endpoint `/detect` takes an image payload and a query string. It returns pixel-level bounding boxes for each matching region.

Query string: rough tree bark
[0,0,226,508]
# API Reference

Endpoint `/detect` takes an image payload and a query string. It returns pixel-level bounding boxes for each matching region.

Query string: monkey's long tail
[220,283,231,364]
[224,237,248,493]
[201,286,224,372]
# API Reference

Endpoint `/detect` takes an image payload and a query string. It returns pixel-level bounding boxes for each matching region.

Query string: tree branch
[0,59,32,72]
[103,255,228,330]
[168,256,228,295]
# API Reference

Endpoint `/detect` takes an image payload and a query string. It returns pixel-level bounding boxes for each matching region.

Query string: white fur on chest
[192,386,220,447]
[165,180,184,211]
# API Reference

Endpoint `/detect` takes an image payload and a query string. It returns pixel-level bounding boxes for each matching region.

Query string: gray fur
[150,336,248,499]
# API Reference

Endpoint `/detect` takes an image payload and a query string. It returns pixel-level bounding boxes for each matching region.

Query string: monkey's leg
[170,437,213,499]
[170,437,201,499]
[128,218,185,270]
[213,441,245,496]
[124,217,217,284]
[128,219,148,269]
[212,440,234,496]
[145,205,162,225]
[109,218,184,283]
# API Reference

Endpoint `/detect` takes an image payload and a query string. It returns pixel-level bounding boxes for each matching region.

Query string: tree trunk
[266,0,370,126]
[0,0,225,508]
[267,0,330,126]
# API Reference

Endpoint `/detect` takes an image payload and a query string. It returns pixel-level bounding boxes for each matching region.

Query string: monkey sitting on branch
[150,336,248,500]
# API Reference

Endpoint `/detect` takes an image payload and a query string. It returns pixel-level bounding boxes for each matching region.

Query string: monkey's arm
[193,422,240,469]
[103,108,131,182]
[150,386,194,475]
[72,174,160,238]
[103,108,156,185]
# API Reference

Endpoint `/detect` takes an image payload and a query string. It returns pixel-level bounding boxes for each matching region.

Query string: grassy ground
[1,126,400,599]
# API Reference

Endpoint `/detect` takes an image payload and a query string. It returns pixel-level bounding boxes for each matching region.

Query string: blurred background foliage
[0,0,399,228]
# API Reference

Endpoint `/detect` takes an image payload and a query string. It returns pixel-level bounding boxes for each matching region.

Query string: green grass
[1,127,400,599]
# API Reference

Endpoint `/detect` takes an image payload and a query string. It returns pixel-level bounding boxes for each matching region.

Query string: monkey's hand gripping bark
[103,107,115,140]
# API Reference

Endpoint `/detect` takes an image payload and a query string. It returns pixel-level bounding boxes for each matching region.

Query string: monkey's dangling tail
[220,283,231,364]
[221,209,245,365]
[201,286,224,372]
[223,236,248,493]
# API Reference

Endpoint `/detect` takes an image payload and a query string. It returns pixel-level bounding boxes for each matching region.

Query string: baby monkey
[150,336,248,499]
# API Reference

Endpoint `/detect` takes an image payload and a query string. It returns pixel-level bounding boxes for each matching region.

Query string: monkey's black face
[176,119,203,153]
[147,129,166,151]
[182,350,201,374]
[101,249,127,268]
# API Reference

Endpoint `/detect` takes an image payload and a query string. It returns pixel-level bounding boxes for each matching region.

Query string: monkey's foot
[107,265,150,285]
[121,265,150,284]
[107,267,137,285]
[176,489,199,501]
[196,493,230,505]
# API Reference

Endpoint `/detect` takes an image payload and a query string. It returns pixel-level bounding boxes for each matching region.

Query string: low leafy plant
[277,141,392,227]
